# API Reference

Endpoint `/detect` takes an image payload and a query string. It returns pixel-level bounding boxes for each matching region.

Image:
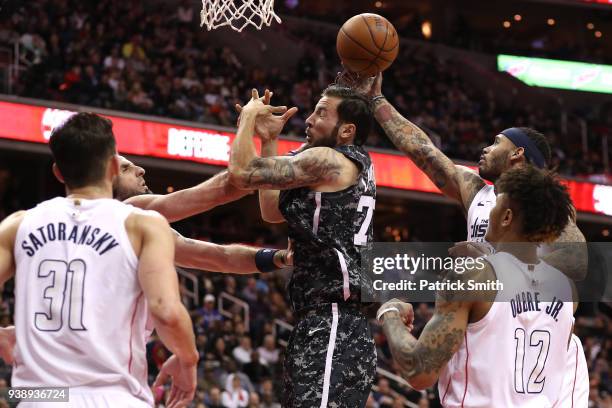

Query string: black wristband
[255,249,279,272]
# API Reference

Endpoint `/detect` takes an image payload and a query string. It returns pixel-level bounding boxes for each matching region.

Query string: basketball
[336,13,399,77]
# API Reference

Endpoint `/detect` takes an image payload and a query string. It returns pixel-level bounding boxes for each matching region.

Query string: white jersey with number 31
[12,197,153,406]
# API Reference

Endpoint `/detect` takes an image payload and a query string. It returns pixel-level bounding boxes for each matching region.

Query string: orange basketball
[336,13,399,77]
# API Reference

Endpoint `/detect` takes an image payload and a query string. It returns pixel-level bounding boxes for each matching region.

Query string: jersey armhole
[119,209,140,271]
[466,185,492,228]
[467,258,500,329]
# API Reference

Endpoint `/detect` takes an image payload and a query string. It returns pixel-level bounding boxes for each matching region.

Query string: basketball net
[200,0,282,32]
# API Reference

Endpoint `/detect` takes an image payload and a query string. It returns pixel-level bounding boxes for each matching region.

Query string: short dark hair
[49,112,116,189]
[518,127,552,167]
[322,85,373,145]
[495,166,572,242]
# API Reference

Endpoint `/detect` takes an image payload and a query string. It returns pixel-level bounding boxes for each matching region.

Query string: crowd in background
[1,0,610,180]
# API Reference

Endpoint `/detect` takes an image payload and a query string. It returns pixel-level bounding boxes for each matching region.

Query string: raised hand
[236,89,298,141]
[348,72,382,98]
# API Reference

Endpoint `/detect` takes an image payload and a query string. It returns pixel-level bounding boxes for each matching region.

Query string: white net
[200,0,281,32]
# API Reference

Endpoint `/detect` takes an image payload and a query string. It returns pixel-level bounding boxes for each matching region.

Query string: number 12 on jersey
[35,259,87,331]
[514,328,550,394]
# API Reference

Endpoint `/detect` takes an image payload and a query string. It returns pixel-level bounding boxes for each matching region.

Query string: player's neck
[66,183,113,200]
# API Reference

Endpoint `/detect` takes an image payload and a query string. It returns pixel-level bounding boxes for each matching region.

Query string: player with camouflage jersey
[279,144,375,311]
[229,87,377,407]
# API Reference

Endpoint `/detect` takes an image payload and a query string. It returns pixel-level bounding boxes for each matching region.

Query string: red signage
[0,100,610,216]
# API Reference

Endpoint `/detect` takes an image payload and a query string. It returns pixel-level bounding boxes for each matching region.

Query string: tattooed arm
[368,74,485,212]
[258,139,285,223]
[172,230,289,273]
[379,262,496,389]
[541,213,588,281]
[229,107,345,190]
[381,300,470,390]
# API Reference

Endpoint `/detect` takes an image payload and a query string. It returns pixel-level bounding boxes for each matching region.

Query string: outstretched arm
[124,170,250,223]
[367,74,485,212]
[172,230,289,273]
[234,89,297,223]
[230,144,343,190]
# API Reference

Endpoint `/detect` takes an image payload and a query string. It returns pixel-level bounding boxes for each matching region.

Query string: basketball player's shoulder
[123,204,168,233]
[295,146,354,172]
[438,257,496,302]
[126,207,166,225]
[0,210,27,249]
[332,144,371,168]
[0,210,27,231]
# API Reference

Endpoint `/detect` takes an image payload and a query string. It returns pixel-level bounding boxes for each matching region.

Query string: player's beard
[479,154,505,182]
[312,122,341,148]
[113,183,152,201]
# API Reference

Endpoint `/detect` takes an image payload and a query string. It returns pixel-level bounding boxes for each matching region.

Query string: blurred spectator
[259,379,281,408]
[195,294,223,330]
[248,391,261,408]
[257,335,279,366]
[205,386,224,408]
[373,378,394,408]
[233,336,254,365]
[243,351,271,384]
[222,375,249,407]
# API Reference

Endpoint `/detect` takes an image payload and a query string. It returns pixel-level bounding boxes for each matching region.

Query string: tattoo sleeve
[382,301,468,387]
[381,262,496,386]
[373,99,484,209]
[242,148,343,190]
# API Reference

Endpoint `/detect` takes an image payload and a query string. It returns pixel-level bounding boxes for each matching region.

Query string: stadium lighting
[547,18,556,26]
[498,54,612,95]
[375,1,382,8]
[503,20,511,28]
[595,30,603,38]
[514,14,522,21]
[587,22,595,30]
[421,21,432,39]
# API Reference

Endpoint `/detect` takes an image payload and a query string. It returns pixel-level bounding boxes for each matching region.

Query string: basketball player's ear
[510,147,525,164]
[339,123,357,142]
[52,163,65,185]
[501,208,513,227]
[109,154,120,178]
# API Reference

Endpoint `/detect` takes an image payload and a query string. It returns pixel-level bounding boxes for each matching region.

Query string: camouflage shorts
[282,303,376,408]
